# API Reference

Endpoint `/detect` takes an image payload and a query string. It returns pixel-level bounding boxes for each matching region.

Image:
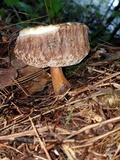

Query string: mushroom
[14,23,90,95]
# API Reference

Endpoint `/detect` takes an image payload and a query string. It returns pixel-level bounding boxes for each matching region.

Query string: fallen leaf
[17,65,50,95]
[0,67,17,89]
[11,59,26,69]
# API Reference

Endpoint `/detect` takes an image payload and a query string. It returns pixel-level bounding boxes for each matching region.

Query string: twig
[29,117,52,160]
[72,126,120,148]
[65,116,120,139]
[0,143,24,155]
[94,72,120,86]
[0,126,71,141]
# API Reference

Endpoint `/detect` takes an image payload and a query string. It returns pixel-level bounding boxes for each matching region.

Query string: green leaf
[0,8,6,18]
[45,0,62,18]
[4,0,19,6]
[65,108,74,126]
[17,2,32,13]
[95,12,102,18]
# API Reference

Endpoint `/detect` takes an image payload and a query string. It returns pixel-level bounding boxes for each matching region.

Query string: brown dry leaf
[25,78,48,95]
[11,59,50,95]
[18,65,50,95]
[0,67,17,89]
[2,36,8,42]
[11,59,26,69]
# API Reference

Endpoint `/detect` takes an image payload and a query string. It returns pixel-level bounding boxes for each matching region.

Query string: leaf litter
[0,23,120,160]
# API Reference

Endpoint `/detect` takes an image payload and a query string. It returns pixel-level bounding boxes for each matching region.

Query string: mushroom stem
[50,67,71,95]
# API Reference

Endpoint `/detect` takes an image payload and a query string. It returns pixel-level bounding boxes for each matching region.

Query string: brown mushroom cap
[14,23,90,68]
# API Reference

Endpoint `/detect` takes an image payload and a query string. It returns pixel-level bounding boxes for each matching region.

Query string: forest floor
[0,21,120,160]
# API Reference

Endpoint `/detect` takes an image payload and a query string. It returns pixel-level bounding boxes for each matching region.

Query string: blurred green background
[0,0,120,46]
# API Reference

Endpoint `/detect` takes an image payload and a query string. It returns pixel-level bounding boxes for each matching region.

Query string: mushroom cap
[14,23,90,68]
